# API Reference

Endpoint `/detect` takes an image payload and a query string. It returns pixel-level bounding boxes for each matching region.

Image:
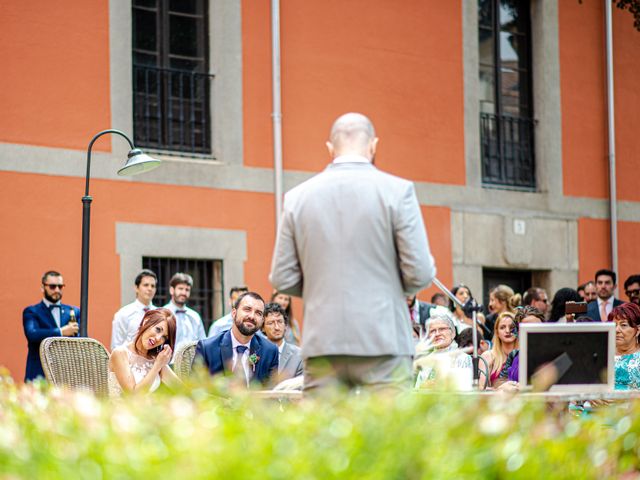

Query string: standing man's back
[270,112,436,392]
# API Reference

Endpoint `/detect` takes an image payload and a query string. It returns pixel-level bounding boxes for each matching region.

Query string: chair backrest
[39,337,110,397]
[174,341,198,380]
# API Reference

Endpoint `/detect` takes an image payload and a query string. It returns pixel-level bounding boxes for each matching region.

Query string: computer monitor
[518,323,615,392]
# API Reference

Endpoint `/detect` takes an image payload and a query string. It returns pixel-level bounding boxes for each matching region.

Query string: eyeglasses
[43,284,65,290]
[626,289,640,297]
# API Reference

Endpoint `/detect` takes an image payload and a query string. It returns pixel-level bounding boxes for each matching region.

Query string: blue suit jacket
[586,298,624,322]
[23,301,81,381]
[195,330,279,386]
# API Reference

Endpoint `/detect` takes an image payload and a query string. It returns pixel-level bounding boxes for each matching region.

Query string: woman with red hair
[611,303,640,390]
[108,308,180,396]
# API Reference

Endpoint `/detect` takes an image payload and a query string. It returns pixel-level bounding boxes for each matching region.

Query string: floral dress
[614,351,640,390]
[108,346,161,397]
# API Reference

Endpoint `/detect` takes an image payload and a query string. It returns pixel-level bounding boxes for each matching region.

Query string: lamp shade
[117,148,161,176]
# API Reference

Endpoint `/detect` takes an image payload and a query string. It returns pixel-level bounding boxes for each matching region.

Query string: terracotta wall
[0,171,275,380]
[0,0,111,151]
[559,2,640,201]
[242,0,465,184]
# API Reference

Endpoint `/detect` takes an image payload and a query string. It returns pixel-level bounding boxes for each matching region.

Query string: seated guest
[548,288,583,322]
[262,302,303,382]
[623,274,640,306]
[479,312,517,389]
[577,281,597,302]
[414,313,472,390]
[485,285,521,337]
[195,292,279,388]
[208,286,249,337]
[271,290,302,345]
[430,292,448,307]
[407,294,436,337]
[448,284,489,337]
[499,306,545,384]
[610,303,640,390]
[456,327,490,356]
[108,308,180,396]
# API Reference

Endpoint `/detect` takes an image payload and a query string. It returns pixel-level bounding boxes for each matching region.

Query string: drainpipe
[271,0,284,228]
[605,0,618,281]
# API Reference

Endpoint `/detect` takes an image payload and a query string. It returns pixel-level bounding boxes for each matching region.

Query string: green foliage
[0,373,639,479]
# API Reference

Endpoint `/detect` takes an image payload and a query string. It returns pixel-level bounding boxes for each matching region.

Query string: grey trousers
[303,355,413,394]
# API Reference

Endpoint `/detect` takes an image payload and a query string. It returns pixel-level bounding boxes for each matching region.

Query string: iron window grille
[132,0,213,155]
[478,0,535,189]
[142,256,223,331]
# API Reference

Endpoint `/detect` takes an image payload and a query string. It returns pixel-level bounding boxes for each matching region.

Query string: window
[132,0,213,154]
[142,256,223,330]
[478,0,534,189]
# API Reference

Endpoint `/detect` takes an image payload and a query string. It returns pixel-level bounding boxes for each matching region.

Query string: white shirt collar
[134,298,153,310]
[332,154,370,164]
[230,330,251,350]
[278,340,286,355]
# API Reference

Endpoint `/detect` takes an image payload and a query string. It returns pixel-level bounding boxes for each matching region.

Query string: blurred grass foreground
[1,371,640,479]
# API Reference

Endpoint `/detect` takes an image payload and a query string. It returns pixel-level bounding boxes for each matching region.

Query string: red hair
[133,308,177,357]
[609,303,640,327]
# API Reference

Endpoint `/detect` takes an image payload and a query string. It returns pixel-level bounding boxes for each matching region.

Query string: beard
[233,313,260,336]
[44,291,61,303]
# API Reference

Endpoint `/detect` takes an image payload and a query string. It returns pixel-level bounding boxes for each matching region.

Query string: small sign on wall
[514,219,526,236]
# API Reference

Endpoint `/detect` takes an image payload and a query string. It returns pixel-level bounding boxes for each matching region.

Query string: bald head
[327,113,378,161]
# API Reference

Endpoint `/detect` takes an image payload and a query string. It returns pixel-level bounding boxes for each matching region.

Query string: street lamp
[79,129,160,337]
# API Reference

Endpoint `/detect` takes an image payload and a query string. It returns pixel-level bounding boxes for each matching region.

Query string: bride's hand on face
[154,345,172,368]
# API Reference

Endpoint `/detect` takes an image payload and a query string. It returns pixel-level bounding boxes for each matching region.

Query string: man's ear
[370,137,379,154]
[326,141,335,158]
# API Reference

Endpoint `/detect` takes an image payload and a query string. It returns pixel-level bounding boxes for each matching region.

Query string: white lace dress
[108,346,161,397]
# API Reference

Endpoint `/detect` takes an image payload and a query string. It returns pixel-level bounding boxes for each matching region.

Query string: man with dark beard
[195,292,278,387]
[23,270,81,381]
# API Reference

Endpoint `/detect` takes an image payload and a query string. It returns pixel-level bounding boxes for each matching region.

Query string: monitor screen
[519,323,615,392]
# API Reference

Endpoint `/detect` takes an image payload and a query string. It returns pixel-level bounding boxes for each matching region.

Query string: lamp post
[79,129,160,337]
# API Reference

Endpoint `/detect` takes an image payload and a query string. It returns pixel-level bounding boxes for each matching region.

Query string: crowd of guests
[22,267,640,395]
[23,268,303,396]
[412,269,640,392]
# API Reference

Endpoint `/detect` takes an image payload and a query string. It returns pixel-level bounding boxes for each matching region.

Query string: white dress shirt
[111,299,156,350]
[163,301,206,354]
[230,332,251,386]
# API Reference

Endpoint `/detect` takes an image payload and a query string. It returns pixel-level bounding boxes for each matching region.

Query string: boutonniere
[249,353,260,372]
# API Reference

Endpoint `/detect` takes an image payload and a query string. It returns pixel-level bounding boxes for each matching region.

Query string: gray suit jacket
[279,341,303,379]
[270,161,436,358]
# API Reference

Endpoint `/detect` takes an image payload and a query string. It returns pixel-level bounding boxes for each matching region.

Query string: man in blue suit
[23,270,81,381]
[195,292,278,387]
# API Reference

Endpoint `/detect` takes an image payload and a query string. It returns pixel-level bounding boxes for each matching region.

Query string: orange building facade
[1,1,639,381]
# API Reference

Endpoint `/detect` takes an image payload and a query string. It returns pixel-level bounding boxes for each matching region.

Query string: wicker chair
[174,341,198,380]
[39,337,110,396]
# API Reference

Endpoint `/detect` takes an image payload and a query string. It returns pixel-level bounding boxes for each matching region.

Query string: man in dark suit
[406,295,435,338]
[23,270,81,381]
[195,292,278,387]
[586,269,624,322]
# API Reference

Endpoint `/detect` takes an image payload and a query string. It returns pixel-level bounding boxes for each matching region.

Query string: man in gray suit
[262,303,303,382]
[270,112,436,392]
